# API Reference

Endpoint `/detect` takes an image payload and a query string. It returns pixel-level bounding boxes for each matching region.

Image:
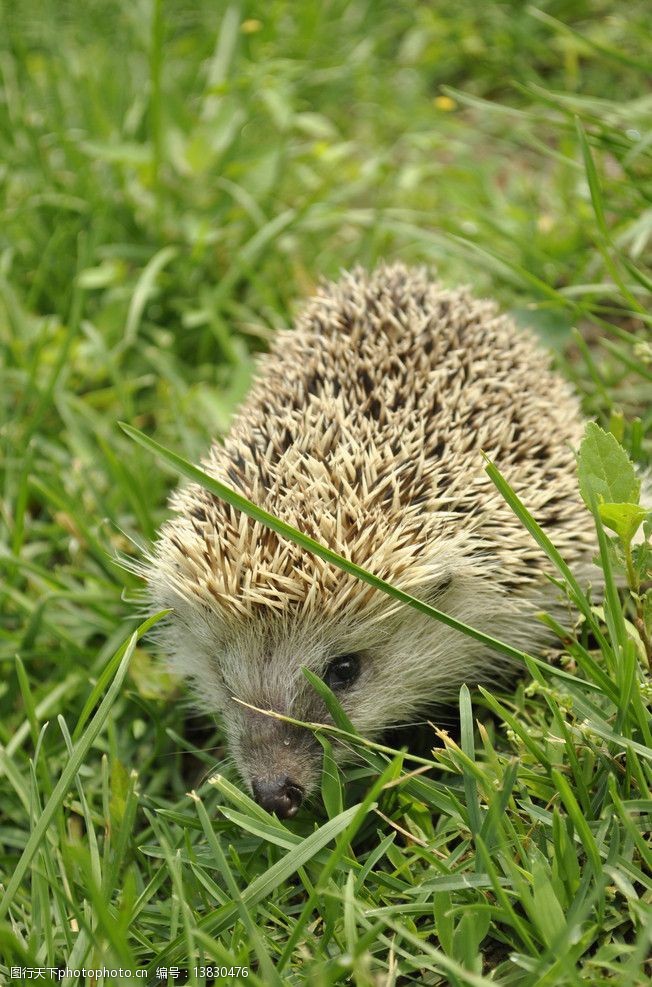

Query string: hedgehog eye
[324,653,361,691]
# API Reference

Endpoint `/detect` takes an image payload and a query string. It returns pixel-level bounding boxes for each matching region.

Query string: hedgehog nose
[251,776,304,818]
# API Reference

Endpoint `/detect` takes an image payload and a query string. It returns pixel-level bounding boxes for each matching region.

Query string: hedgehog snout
[229,705,321,815]
[251,775,304,818]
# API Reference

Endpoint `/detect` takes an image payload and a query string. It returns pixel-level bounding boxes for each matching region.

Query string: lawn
[0,1,650,984]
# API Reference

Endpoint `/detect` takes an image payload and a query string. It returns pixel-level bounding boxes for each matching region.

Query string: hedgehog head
[148,499,534,816]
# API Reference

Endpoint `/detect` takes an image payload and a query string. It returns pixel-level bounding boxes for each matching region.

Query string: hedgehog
[146,263,596,818]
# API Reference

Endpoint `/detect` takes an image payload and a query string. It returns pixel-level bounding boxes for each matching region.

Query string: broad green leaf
[577,422,640,509]
[598,502,647,544]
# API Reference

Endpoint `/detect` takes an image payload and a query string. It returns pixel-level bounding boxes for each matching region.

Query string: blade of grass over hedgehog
[120,422,592,685]
[302,666,356,733]
[231,695,438,769]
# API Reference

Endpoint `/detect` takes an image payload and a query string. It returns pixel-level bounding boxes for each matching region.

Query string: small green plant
[578,421,651,663]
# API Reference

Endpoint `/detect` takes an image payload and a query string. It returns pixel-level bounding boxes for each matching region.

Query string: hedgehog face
[212,638,375,816]
[156,566,524,818]
[151,542,544,816]
[194,623,384,816]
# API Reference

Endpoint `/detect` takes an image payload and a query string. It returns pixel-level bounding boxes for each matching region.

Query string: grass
[1,1,651,984]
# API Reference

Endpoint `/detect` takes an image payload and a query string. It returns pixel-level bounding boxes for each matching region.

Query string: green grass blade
[0,619,149,919]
